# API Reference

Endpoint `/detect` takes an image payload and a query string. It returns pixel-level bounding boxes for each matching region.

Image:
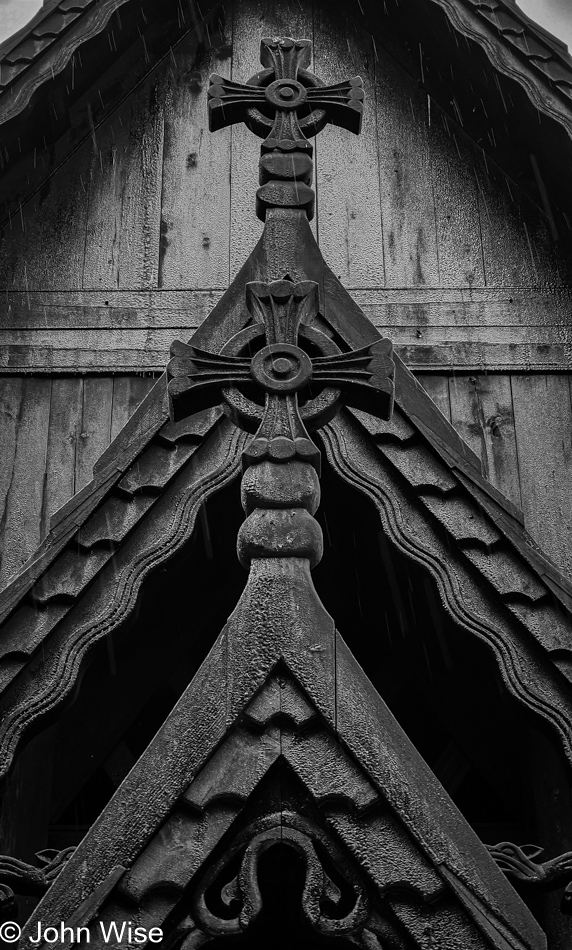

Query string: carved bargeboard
[4,35,557,950]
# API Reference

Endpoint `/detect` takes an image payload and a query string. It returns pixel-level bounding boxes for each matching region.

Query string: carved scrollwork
[193,824,369,940]
[488,841,572,914]
[0,848,74,919]
[147,815,414,950]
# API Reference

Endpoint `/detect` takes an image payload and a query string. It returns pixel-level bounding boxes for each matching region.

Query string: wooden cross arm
[312,339,394,419]
[167,341,251,421]
[306,78,364,134]
[208,76,267,133]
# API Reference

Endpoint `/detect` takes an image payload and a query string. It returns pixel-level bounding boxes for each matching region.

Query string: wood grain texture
[43,378,83,535]
[83,72,165,290]
[475,154,559,289]
[0,142,90,291]
[0,378,51,587]
[0,379,24,586]
[375,45,439,287]
[0,375,156,593]
[159,24,232,290]
[449,375,522,510]
[429,111,485,288]
[313,6,384,286]
[5,285,572,371]
[110,376,157,441]
[512,374,572,577]
[415,374,451,420]
[77,378,114,491]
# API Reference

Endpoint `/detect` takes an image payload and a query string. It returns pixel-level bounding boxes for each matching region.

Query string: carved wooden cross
[208,37,364,220]
[168,279,394,472]
[208,37,364,149]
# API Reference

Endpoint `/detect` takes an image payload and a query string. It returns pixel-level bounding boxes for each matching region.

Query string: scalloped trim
[321,414,572,766]
[0,424,244,780]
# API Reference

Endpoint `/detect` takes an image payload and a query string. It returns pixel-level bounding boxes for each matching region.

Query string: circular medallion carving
[250,344,312,393]
[264,79,308,111]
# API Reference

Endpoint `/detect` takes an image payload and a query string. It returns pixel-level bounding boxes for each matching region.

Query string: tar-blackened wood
[3,6,572,946]
[0,728,56,864]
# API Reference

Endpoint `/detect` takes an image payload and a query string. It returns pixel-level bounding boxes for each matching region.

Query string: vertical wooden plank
[448,375,522,509]
[511,374,572,575]
[0,144,90,290]
[111,376,158,441]
[414,374,451,421]
[159,19,233,290]
[475,156,558,289]
[448,376,520,505]
[76,378,114,492]
[83,74,165,290]
[429,113,485,288]
[313,8,384,287]
[43,378,83,533]
[375,49,439,287]
[229,0,314,279]
[0,378,24,585]
[0,378,51,588]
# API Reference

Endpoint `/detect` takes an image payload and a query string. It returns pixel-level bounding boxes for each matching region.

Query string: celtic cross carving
[168,279,394,472]
[208,37,364,220]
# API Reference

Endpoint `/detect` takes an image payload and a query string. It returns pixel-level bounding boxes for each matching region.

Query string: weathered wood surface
[0,5,570,580]
[2,370,572,593]
[83,73,165,291]
[313,7,383,286]
[159,30,232,289]
[419,373,572,578]
[2,287,572,371]
[0,0,569,297]
[0,376,156,590]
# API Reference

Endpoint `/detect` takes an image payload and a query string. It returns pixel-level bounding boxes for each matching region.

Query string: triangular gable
[2,24,571,947]
[1,210,572,787]
[20,642,545,950]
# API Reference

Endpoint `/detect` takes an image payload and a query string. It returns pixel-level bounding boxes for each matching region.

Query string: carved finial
[207,37,364,221]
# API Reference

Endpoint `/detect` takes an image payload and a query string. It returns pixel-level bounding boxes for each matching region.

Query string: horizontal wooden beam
[1,288,572,372]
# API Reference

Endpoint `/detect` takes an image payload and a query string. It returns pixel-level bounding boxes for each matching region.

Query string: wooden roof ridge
[1,212,572,782]
[0,0,127,123]
[429,0,572,120]
[0,0,572,150]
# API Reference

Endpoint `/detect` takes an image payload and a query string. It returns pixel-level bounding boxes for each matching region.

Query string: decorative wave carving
[0,424,245,781]
[321,413,572,765]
